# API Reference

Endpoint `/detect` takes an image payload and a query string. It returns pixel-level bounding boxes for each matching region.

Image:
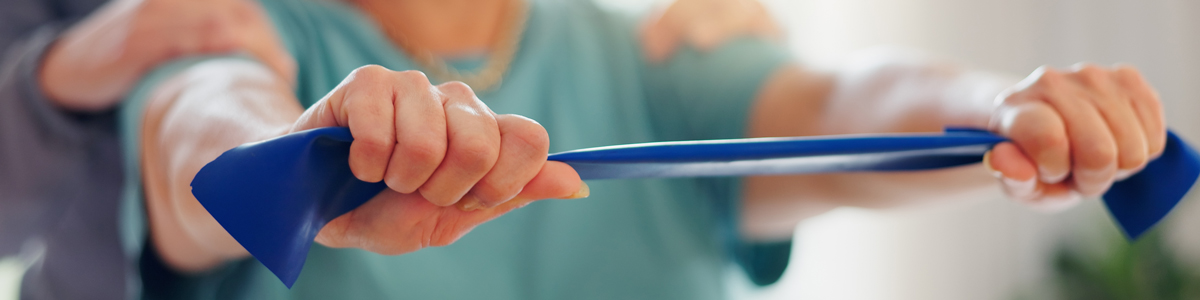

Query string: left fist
[986,64,1166,209]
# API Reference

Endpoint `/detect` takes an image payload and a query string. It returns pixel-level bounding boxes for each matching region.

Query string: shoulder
[255,0,375,57]
[530,0,644,52]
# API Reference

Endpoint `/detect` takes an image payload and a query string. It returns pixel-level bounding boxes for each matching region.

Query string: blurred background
[627,0,1200,299]
[3,0,1198,299]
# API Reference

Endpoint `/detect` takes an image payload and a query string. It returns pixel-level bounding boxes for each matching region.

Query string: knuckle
[1029,129,1068,153]
[1119,149,1149,169]
[439,81,475,97]
[1079,144,1118,171]
[356,134,395,156]
[348,65,394,88]
[476,180,520,204]
[402,138,447,166]
[1075,64,1108,83]
[352,64,391,79]
[1033,67,1065,90]
[1115,65,1144,82]
[453,139,499,173]
[505,115,550,153]
[395,70,432,86]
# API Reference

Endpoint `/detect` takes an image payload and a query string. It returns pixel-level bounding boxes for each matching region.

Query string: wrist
[939,70,1021,131]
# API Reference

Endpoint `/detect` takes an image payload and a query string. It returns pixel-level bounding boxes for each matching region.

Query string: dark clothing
[0,0,128,299]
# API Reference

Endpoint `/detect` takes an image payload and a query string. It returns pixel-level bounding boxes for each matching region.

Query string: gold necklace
[375,0,527,91]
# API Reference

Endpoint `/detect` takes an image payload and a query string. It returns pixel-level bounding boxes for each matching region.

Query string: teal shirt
[119,0,792,298]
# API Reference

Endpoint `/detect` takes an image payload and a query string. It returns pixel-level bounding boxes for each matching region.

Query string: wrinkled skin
[289,66,587,255]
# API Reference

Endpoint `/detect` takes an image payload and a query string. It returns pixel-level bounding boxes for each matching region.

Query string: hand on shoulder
[639,0,782,63]
[39,0,294,111]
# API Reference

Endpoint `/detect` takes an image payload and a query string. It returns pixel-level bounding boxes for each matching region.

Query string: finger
[1071,64,1148,179]
[518,161,586,200]
[987,142,1038,199]
[342,66,398,183]
[197,9,239,53]
[990,100,1071,184]
[402,161,584,248]
[1114,65,1167,159]
[315,189,432,254]
[382,71,447,193]
[418,82,500,206]
[689,0,750,51]
[317,161,586,253]
[639,9,681,63]
[986,143,1083,211]
[457,114,549,211]
[291,75,349,132]
[1026,182,1083,212]
[460,161,586,212]
[1028,67,1118,196]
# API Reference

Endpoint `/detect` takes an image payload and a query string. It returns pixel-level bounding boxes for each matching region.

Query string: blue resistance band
[190,127,1200,287]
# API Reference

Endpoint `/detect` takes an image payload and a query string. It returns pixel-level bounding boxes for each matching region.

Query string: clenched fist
[986,64,1166,210]
[289,65,586,255]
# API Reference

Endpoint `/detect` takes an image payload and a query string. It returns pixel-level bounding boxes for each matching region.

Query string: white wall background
[728,0,1200,299]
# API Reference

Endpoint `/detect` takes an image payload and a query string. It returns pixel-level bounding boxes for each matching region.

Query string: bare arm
[140,59,301,272]
[138,60,584,273]
[740,49,1165,240]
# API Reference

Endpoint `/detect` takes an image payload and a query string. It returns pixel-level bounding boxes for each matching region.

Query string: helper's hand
[290,65,586,255]
[39,0,294,111]
[639,0,782,63]
[985,64,1166,210]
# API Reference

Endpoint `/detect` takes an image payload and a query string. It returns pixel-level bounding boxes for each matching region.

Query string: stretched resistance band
[190,127,1200,287]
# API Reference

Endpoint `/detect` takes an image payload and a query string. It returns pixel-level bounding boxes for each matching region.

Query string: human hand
[985,64,1166,210]
[39,0,294,111]
[290,65,586,255]
[639,0,782,63]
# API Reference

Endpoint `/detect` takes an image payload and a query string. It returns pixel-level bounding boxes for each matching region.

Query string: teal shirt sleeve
[641,37,795,286]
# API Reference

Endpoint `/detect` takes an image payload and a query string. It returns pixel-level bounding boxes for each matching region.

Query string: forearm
[742,49,1018,239]
[140,59,301,272]
[815,48,1015,135]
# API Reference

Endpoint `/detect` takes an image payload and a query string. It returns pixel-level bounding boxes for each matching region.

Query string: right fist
[290,65,586,255]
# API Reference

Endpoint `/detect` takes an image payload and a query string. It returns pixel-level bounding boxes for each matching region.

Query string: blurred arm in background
[741,47,1165,241]
[0,0,291,298]
[639,0,1165,242]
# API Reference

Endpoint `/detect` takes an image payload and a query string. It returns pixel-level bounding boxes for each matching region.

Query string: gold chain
[376,0,527,91]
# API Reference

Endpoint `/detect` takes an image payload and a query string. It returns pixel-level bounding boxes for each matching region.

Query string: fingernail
[457,194,485,212]
[1038,166,1068,184]
[1114,166,1144,182]
[982,152,1003,178]
[563,182,590,199]
[1025,191,1083,213]
[1074,165,1117,196]
[1002,176,1039,199]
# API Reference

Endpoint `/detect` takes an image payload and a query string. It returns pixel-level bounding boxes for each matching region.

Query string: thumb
[515,161,587,200]
[456,161,587,212]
